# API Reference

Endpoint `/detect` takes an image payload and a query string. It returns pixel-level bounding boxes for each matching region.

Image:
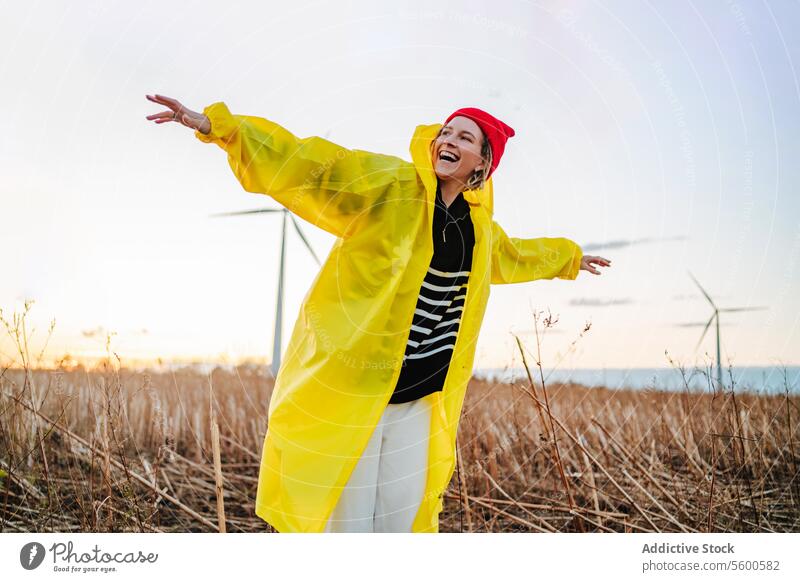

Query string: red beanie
[444,107,516,178]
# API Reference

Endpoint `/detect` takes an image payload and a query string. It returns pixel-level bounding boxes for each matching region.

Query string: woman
[146,94,612,533]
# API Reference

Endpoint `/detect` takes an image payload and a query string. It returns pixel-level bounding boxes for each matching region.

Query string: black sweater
[389,185,475,404]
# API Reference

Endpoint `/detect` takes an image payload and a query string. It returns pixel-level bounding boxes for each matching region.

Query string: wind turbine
[678,270,768,390]
[210,207,322,379]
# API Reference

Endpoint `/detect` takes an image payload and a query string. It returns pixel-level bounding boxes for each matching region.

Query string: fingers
[146,94,181,109]
[144,110,197,129]
[145,110,174,121]
[589,256,612,267]
[579,253,613,277]
[145,94,183,123]
[146,94,180,128]
[581,256,604,275]
[146,94,170,108]
[145,110,179,125]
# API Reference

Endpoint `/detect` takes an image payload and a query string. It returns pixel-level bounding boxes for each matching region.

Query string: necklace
[442,213,468,243]
[438,190,467,243]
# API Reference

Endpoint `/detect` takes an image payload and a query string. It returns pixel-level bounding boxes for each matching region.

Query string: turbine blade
[687,270,716,308]
[289,214,322,266]
[718,306,769,312]
[695,313,715,351]
[209,208,283,218]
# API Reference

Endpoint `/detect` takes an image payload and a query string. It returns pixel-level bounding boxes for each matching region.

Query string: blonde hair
[431,126,493,191]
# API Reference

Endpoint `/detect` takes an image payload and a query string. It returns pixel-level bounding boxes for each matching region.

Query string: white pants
[324,395,432,533]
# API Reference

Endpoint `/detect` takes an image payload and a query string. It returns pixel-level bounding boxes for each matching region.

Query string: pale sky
[1,0,798,370]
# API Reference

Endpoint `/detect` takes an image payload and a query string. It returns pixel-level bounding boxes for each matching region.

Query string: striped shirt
[389,185,475,404]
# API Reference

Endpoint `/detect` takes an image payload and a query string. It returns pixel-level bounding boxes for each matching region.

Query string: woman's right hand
[145,94,211,135]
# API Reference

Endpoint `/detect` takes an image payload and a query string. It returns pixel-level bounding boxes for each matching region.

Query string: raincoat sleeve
[490,220,583,284]
[194,101,410,238]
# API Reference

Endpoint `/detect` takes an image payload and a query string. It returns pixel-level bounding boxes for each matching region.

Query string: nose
[440,135,458,148]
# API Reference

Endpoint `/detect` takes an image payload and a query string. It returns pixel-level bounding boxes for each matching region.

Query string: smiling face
[431,115,487,186]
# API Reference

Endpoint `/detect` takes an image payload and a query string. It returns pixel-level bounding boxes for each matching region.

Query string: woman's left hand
[580,255,612,275]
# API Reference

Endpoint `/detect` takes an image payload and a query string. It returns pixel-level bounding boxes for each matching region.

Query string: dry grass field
[1,304,798,533]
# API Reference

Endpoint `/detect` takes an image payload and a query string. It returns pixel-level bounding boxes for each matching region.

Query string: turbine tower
[210,207,321,379]
[680,270,768,390]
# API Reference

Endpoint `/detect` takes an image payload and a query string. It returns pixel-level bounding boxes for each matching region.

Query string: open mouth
[438,149,460,163]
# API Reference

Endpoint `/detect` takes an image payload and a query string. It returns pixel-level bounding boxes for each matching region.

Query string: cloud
[81,326,148,338]
[581,235,686,252]
[569,297,633,307]
[81,326,105,338]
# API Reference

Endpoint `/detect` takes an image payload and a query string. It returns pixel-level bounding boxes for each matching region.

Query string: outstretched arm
[194,102,418,238]
[490,220,585,284]
[146,94,414,239]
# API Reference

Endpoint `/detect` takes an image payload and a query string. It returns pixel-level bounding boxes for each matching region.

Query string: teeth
[439,151,459,162]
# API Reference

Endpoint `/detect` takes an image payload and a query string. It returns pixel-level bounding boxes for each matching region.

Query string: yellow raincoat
[194,102,583,532]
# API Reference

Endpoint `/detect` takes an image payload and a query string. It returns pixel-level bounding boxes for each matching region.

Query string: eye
[461,135,473,142]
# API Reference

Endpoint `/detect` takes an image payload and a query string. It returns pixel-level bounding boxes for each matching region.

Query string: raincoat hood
[410,122,495,215]
[194,102,583,532]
